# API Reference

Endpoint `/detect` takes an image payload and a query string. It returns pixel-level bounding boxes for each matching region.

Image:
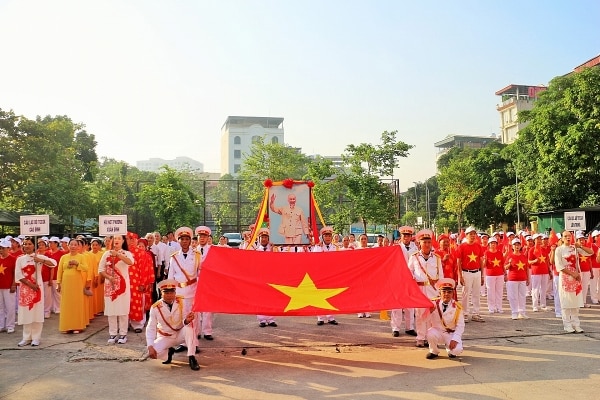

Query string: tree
[135,167,201,233]
[239,138,313,221]
[437,157,482,231]
[339,130,413,232]
[514,67,600,211]
[0,113,99,230]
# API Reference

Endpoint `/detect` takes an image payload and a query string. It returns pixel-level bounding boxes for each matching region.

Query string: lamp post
[514,172,520,230]
[493,153,520,230]
[413,182,418,213]
[425,178,431,229]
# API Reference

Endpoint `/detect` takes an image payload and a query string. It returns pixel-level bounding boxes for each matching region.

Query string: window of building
[234,136,241,145]
[234,164,241,173]
[251,135,260,143]
[234,149,241,159]
[271,136,279,144]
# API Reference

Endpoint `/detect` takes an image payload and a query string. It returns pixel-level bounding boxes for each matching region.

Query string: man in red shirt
[0,239,17,334]
[528,234,551,312]
[576,233,594,308]
[590,230,600,305]
[456,227,485,322]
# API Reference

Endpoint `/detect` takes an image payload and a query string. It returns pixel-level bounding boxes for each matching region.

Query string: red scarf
[104,255,127,301]
[562,252,582,295]
[20,262,41,310]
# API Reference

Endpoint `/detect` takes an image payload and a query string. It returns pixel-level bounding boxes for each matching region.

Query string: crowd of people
[1,223,598,366]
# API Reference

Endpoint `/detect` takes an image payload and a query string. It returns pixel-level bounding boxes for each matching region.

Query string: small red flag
[548,229,559,246]
[194,246,434,315]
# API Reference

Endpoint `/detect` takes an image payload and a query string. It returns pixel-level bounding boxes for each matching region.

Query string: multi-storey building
[220,116,284,176]
[495,84,546,144]
[136,156,204,173]
[434,134,499,163]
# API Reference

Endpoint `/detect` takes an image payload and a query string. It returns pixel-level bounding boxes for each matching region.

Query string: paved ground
[1,295,599,400]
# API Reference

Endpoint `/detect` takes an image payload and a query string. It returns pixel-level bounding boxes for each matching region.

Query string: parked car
[222,232,242,247]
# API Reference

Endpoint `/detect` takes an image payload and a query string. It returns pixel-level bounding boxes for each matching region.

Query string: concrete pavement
[1,296,599,399]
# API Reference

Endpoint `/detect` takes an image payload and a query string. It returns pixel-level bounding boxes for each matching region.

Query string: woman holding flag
[98,235,134,344]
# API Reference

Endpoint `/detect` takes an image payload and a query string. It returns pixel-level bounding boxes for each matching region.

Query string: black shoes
[393,331,400,337]
[317,320,325,325]
[162,347,175,364]
[448,353,457,359]
[328,320,338,325]
[259,322,267,327]
[426,353,439,360]
[203,335,214,340]
[268,322,278,327]
[405,329,417,336]
[189,356,200,370]
[173,345,187,353]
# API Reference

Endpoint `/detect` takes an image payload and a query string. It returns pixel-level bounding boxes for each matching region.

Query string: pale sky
[1,0,598,190]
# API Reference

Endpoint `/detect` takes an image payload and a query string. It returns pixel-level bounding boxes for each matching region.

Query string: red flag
[458,229,465,242]
[548,229,559,246]
[193,246,433,315]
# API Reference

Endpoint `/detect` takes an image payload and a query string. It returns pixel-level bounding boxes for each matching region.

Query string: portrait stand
[247,179,326,247]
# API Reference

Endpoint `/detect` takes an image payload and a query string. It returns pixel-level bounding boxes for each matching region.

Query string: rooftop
[222,116,284,130]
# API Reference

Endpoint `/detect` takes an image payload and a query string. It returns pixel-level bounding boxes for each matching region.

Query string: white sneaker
[18,340,32,347]
[107,335,117,344]
[364,313,371,318]
[497,310,504,314]
[532,307,539,312]
[117,335,127,344]
[7,328,14,334]
[31,340,40,346]
[541,307,550,311]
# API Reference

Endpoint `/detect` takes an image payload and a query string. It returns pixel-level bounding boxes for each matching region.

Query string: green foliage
[135,166,200,233]
[239,138,312,207]
[0,111,99,230]
[515,67,600,211]
[339,130,411,231]
[437,157,481,230]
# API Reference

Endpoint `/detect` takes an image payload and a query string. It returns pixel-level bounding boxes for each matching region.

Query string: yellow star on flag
[516,261,526,270]
[0,264,5,275]
[580,255,588,263]
[468,252,478,263]
[269,273,348,312]
[492,258,501,267]
[539,255,546,263]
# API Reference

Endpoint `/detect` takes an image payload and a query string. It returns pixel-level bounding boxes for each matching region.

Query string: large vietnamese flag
[193,246,434,316]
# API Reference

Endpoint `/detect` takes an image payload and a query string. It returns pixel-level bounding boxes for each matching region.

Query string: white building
[220,116,284,176]
[495,84,545,144]
[136,156,204,173]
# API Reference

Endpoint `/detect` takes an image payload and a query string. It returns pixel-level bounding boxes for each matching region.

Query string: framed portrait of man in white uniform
[268,183,312,245]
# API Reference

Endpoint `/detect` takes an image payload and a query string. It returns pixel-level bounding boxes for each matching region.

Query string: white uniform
[15,253,56,343]
[426,298,465,357]
[312,243,338,323]
[408,251,444,341]
[168,248,201,336]
[391,242,418,333]
[252,243,277,325]
[146,296,197,358]
[196,244,213,336]
[98,250,134,337]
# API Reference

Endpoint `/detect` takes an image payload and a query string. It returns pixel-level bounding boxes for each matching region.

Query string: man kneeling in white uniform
[146,279,200,370]
[426,278,465,359]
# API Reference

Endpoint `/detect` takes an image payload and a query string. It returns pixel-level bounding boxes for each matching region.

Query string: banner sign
[99,215,128,236]
[20,215,50,236]
[564,211,586,231]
